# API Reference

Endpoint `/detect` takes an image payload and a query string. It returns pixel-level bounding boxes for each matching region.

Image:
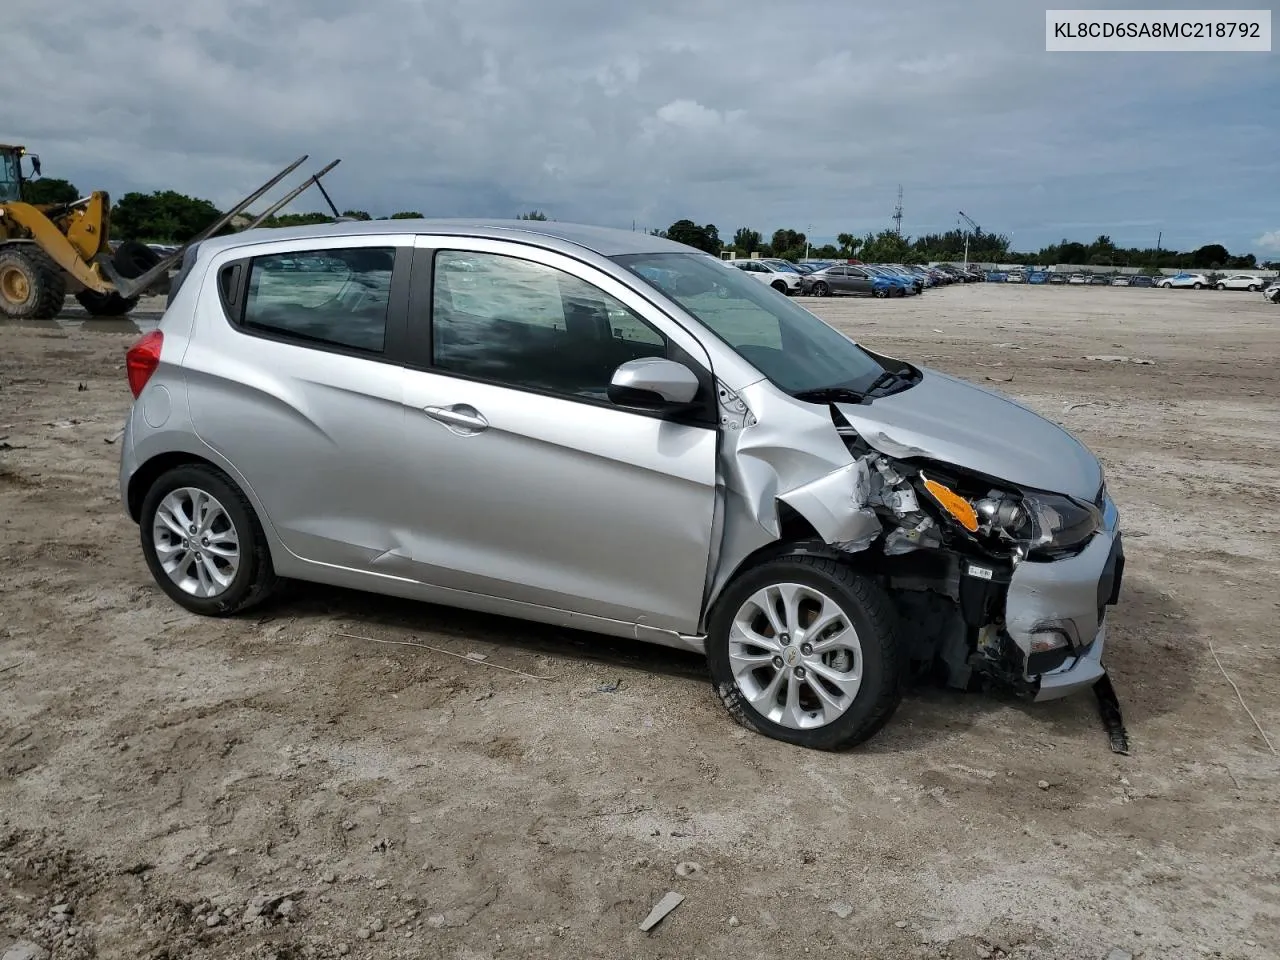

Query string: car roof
[196,217,698,259]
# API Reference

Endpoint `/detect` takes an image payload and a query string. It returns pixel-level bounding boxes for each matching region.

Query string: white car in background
[1264,282,1280,304]
[731,259,804,295]
[1215,274,1266,291]
[1157,272,1208,289]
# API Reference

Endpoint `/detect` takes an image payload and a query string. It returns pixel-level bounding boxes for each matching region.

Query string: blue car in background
[864,265,917,295]
[1028,271,1049,284]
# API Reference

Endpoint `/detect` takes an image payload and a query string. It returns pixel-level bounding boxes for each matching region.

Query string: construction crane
[892,185,904,237]
[958,210,980,270]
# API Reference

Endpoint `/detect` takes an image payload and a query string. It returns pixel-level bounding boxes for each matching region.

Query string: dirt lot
[2,284,1278,960]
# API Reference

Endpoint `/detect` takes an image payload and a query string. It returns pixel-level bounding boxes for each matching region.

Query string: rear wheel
[873,286,889,299]
[0,245,67,320]
[139,463,279,616]
[1248,284,1259,292]
[1216,283,1226,290]
[771,280,788,294]
[707,554,903,750]
[811,281,829,297]
[1193,282,1203,289]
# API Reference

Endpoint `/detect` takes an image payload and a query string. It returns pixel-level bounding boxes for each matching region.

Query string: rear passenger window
[240,247,395,353]
[432,250,666,401]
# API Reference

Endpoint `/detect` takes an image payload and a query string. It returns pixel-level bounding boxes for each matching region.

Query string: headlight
[920,472,1101,559]
[976,491,1101,558]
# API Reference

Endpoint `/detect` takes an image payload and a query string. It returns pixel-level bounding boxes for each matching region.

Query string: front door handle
[424,404,489,435]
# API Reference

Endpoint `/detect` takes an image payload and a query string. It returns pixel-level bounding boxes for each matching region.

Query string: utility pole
[892,185,904,237]
[806,223,812,260]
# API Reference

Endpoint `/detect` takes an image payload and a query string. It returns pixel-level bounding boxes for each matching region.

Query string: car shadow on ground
[266,573,1193,753]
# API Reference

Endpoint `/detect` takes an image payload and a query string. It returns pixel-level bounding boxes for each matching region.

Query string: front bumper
[1004,495,1124,699]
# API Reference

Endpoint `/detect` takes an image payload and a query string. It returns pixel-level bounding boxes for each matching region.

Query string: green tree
[732,227,762,254]
[1191,243,1229,268]
[836,233,861,258]
[341,209,372,220]
[112,190,223,243]
[518,210,549,220]
[261,212,331,228]
[389,211,424,219]
[770,229,806,260]
[665,219,722,255]
[21,177,79,205]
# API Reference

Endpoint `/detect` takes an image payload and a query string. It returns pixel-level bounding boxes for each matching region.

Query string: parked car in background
[1067,274,1087,285]
[879,265,925,293]
[1157,272,1208,289]
[1028,271,1049,284]
[120,217,1125,750]
[1129,275,1155,288]
[1006,270,1025,284]
[1110,275,1131,286]
[1215,274,1266,291]
[1047,272,1067,284]
[1264,282,1280,303]
[864,265,917,295]
[1088,274,1113,285]
[804,264,900,298]
[731,259,804,295]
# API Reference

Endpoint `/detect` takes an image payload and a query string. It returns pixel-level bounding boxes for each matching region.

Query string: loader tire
[76,289,141,317]
[0,245,68,320]
[113,240,162,280]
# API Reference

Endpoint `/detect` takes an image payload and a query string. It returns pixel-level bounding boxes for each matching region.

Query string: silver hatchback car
[120,219,1124,750]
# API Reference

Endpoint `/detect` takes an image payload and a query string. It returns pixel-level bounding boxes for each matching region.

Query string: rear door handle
[424,404,489,435]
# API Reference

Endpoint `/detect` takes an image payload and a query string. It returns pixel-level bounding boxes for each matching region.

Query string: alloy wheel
[727,582,863,730]
[152,487,241,598]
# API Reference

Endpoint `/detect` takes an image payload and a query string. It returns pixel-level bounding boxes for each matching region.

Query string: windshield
[615,252,888,396]
[766,261,800,274]
[0,151,21,203]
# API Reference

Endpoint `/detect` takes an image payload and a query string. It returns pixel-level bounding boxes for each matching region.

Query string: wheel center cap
[784,646,801,666]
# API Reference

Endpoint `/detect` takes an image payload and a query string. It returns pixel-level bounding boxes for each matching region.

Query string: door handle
[424,404,489,435]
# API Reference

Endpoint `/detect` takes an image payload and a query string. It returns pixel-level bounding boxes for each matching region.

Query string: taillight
[126,330,164,398]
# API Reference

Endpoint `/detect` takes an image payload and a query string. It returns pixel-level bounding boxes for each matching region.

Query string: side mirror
[29,155,41,178]
[607,357,700,410]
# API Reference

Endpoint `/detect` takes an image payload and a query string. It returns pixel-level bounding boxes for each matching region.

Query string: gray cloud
[6,0,1278,253]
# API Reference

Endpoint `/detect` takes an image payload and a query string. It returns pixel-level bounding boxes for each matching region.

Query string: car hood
[834,368,1103,500]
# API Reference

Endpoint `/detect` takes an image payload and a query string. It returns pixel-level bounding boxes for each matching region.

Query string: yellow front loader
[0,146,338,320]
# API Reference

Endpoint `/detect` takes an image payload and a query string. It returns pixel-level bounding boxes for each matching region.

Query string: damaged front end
[709,372,1125,711]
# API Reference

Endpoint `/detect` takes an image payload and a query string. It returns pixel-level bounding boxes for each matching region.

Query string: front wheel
[139,463,279,616]
[771,280,788,294]
[811,281,829,297]
[873,286,888,299]
[1216,283,1226,290]
[1193,282,1203,289]
[707,554,903,750]
[1248,284,1259,292]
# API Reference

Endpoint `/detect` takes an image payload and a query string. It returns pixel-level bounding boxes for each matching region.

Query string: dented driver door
[396,237,720,636]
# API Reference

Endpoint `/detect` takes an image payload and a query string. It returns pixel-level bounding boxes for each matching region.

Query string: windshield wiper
[863,370,902,394]
[791,386,868,404]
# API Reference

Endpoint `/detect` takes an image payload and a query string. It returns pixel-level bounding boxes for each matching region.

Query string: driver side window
[431,250,667,402]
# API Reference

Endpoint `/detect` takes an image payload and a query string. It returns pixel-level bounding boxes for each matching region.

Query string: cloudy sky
[7,0,1278,255]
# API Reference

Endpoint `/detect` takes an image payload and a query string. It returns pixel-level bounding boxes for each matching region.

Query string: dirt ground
[2,283,1278,960]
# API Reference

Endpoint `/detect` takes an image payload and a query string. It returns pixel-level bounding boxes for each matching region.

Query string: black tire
[76,288,140,317]
[139,463,279,616]
[1248,284,1259,292]
[812,281,829,297]
[706,553,903,750]
[0,245,67,320]
[113,240,163,279]
[1216,283,1226,290]
[1193,282,1202,289]
[873,287,888,299]
[771,280,788,294]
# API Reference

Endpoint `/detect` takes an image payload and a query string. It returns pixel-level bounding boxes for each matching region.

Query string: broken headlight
[918,471,1101,559]
[974,490,1101,559]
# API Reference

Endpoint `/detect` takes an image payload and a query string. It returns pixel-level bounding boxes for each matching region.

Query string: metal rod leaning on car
[111,154,312,300]
[335,632,558,680]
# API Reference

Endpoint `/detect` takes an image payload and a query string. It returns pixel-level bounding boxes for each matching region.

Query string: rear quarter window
[234,246,396,353]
